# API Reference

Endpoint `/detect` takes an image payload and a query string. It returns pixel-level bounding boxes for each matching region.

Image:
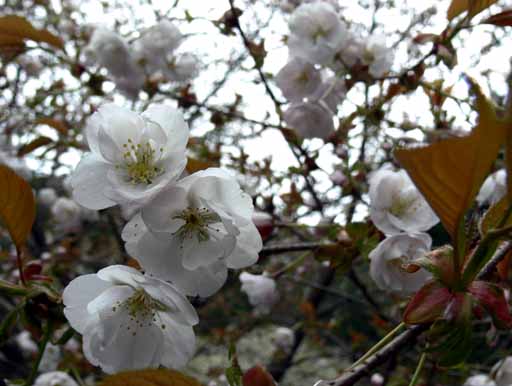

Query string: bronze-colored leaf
[447,0,498,20]
[0,15,63,49]
[186,157,217,174]
[0,165,36,250]
[17,136,53,157]
[98,369,203,386]
[482,9,512,26]
[394,80,507,240]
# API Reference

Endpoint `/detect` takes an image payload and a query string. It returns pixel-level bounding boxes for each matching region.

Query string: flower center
[389,195,417,218]
[112,288,169,334]
[312,26,330,43]
[172,207,221,243]
[118,138,164,185]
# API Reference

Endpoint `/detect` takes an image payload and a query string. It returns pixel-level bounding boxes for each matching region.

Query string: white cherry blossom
[283,102,334,139]
[84,27,142,84]
[63,265,198,374]
[288,2,348,65]
[122,168,262,297]
[275,57,322,102]
[369,167,439,235]
[51,197,82,233]
[477,169,506,206]
[34,372,78,386]
[463,375,497,386]
[69,103,189,211]
[240,272,279,314]
[493,356,512,386]
[133,20,183,78]
[38,188,58,207]
[369,233,432,294]
[273,327,295,352]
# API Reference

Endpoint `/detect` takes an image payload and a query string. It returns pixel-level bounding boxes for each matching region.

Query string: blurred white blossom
[463,375,497,386]
[368,167,438,235]
[240,272,279,314]
[63,265,198,374]
[493,356,512,386]
[38,188,58,207]
[288,2,348,65]
[369,233,432,294]
[283,101,334,139]
[477,169,506,206]
[34,372,78,386]
[273,327,295,352]
[70,103,189,211]
[275,57,322,102]
[51,197,82,233]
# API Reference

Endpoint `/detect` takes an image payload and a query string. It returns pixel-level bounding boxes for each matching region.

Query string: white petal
[142,104,189,156]
[87,285,133,314]
[141,185,188,234]
[63,274,112,334]
[97,265,143,287]
[70,154,116,210]
[158,313,196,368]
[226,222,262,269]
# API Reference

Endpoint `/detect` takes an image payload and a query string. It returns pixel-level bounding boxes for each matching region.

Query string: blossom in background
[275,57,322,102]
[493,356,512,386]
[165,53,199,82]
[240,272,279,314]
[361,36,394,78]
[33,372,78,386]
[369,233,432,294]
[283,101,334,139]
[477,169,506,206]
[368,167,439,235]
[70,103,189,211]
[122,168,262,297]
[133,20,182,75]
[63,265,198,374]
[310,75,346,112]
[463,375,497,386]
[273,327,295,352]
[51,197,82,234]
[83,27,144,97]
[288,2,347,65]
[38,188,58,207]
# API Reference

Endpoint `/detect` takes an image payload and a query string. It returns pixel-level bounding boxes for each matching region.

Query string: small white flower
[84,28,138,80]
[34,371,78,386]
[15,331,38,355]
[165,54,199,82]
[51,197,82,233]
[273,327,295,352]
[133,20,183,77]
[70,103,189,210]
[63,265,198,374]
[370,373,384,386]
[240,272,279,314]
[463,375,497,386]
[369,233,432,294]
[18,54,43,76]
[275,57,322,102]
[122,168,262,297]
[310,75,346,112]
[368,167,439,235]
[283,102,334,139]
[477,169,506,206]
[288,2,348,65]
[363,36,393,78]
[493,356,512,386]
[38,188,58,207]
[39,343,61,372]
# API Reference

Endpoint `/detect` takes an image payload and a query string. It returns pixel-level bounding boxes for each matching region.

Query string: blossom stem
[347,322,405,371]
[408,352,427,386]
[25,320,52,386]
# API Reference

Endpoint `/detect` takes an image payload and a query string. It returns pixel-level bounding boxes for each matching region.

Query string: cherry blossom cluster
[277,1,394,139]
[62,103,262,373]
[367,166,439,295]
[84,20,198,99]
